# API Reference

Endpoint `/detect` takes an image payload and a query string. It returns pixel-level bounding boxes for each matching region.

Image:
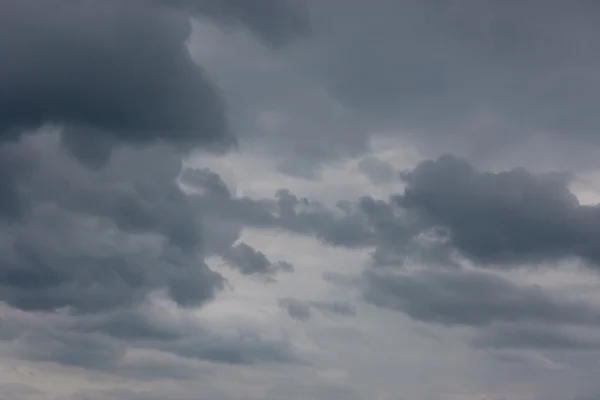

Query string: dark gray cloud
[0,0,309,165]
[0,135,304,374]
[278,298,356,321]
[223,242,294,276]
[398,155,600,268]
[0,0,231,161]
[0,136,224,314]
[278,298,312,321]
[251,155,600,272]
[165,330,296,365]
[363,268,600,328]
[0,0,310,375]
[179,167,277,232]
[270,189,376,248]
[180,168,376,250]
[0,142,38,221]
[299,0,600,168]
[159,0,309,47]
[310,300,357,318]
[470,325,600,351]
[4,0,600,396]
[363,267,600,355]
[203,0,600,177]
[1,299,298,372]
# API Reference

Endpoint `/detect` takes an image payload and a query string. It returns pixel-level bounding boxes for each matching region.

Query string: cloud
[0,134,305,373]
[0,0,310,378]
[249,155,600,272]
[15,330,127,370]
[0,0,233,162]
[398,155,600,268]
[0,142,38,221]
[0,384,43,400]
[300,0,600,167]
[158,0,310,47]
[278,298,356,321]
[0,135,225,313]
[364,268,600,328]
[278,298,312,321]
[362,267,600,356]
[3,0,600,397]
[180,168,375,250]
[310,301,357,318]
[357,157,396,184]
[223,242,294,276]
[0,0,310,163]
[60,388,203,400]
[471,324,600,351]
[1,293,298,372]
[197,0,600,177]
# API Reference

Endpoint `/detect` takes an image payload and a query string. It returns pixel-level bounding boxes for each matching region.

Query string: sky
[2,1,600,399]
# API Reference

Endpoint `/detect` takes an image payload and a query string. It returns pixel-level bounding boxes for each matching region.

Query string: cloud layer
[2,1,600,400]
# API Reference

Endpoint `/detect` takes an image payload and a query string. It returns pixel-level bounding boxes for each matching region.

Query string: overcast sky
[2,1,600,399]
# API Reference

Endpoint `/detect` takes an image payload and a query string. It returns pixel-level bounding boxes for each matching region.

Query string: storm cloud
[2,1,600,399]
[0,0,308,380]
[0,0,228,158]
[0,0,308,162]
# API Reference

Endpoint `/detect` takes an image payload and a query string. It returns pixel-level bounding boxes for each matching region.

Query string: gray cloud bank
[206,0,600,177]
[2,1,600,398]
[0,0,308,376]
[191,154,600,356]
[305,0,600,166]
